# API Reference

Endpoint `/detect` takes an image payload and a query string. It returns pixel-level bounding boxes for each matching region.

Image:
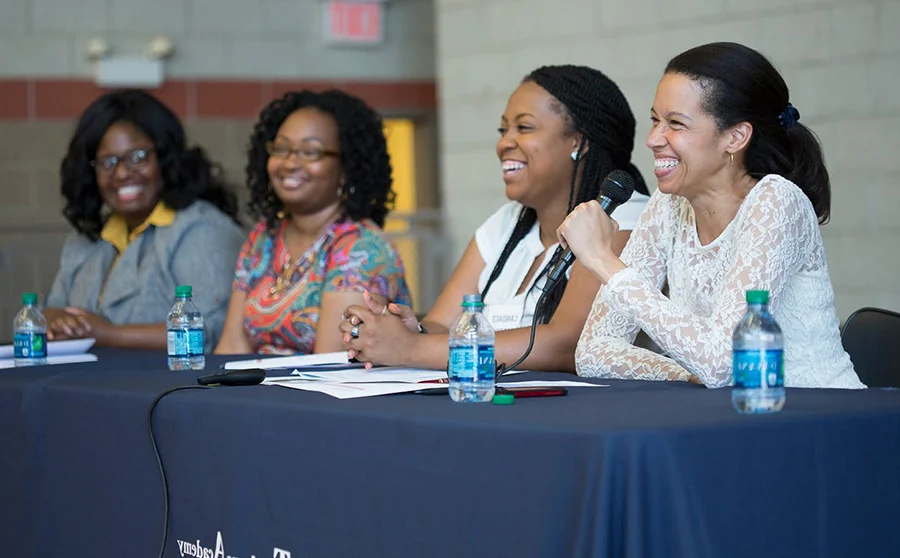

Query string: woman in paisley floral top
[215,90,410,355]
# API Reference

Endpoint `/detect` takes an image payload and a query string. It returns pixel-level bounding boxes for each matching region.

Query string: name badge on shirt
[485,304,523,332]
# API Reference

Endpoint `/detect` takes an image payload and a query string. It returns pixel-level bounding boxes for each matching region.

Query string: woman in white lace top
[556,42,864,389]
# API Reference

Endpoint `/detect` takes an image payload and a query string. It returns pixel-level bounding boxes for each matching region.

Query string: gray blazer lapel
[98,235,145,313]
[58,244,118,313]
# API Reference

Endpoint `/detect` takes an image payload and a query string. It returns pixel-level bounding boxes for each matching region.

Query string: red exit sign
[324,0,384,45]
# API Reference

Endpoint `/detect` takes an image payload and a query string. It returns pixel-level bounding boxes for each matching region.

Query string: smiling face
[94,120,163,227]
[495,81,580,211]
[647,72,736,200]
[266,107,344,216]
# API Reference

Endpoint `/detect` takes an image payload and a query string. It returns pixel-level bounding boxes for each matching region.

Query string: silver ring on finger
[350,324,360,339]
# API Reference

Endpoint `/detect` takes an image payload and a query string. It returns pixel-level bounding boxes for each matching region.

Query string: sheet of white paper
[496,369,528,376]
[0,338,95,359]
[0,353,98,370]
[263,367,447,385]
[273,381,433,399]
[498,380,606,388]
[264,377,604,399]
[224,351,350,370]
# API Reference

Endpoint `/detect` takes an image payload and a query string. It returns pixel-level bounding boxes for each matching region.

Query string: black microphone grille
[601,170,635,205]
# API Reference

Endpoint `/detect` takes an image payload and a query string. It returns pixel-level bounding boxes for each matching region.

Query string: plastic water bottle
[448,294,495,402]
[732,289,785,413]
[166,285,205,371]
[13,292,48,367]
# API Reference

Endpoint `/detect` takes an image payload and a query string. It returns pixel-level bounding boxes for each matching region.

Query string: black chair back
[841,307,900,388]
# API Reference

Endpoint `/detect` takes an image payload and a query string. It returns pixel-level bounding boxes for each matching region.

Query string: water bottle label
[14,332,47,359]
[448,345,495,382]
[448,347,473,381]
[476,345,494,382]
[187,328,204,357]
[167,329,189,358]
[733,349,784,388]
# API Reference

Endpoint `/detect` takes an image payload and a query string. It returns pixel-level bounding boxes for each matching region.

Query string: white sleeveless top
[475,194,650,330]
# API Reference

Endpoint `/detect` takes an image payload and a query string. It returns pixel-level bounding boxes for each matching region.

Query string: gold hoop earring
[729,152,734,167]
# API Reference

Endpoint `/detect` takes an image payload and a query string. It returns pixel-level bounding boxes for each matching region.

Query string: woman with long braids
[214,89,410,355]
[339,65,649,372]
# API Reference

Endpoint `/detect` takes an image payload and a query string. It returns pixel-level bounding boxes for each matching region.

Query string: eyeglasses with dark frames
[265,142,341,162]
[91,148,155,173]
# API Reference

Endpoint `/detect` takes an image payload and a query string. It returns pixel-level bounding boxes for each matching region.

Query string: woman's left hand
[557,200,625,283]
[339,302,419,369]
[62,307,115,345]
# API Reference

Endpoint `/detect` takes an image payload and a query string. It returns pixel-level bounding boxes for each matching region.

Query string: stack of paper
[262,367,450,398]
[0,338,98,369]
[224,352,603,399]
[262,367,603,399]
[224,351,356,371]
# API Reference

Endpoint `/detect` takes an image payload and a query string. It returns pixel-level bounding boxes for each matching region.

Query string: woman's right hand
[359,290,420,333]
[44,308,92,340]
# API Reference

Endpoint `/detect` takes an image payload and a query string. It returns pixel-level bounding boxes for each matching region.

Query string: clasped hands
[44,307,112,342]
[339,290,420,368]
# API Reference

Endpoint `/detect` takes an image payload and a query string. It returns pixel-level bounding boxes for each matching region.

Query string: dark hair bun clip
[779,103,800,131]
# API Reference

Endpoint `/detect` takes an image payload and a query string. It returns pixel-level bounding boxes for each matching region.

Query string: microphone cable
[148,384,210,558]
[494,280,555,380]
[148,368,266,558]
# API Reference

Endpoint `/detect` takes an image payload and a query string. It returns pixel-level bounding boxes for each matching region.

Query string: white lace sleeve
[575,176,817,388]
[576,191,693,382]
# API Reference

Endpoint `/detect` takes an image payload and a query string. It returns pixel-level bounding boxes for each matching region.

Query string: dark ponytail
[481,65,645,323]
[783,123,830,223]
[665,42,831,224]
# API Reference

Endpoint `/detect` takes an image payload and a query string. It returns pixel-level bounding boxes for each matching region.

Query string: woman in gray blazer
[44,90,245,351]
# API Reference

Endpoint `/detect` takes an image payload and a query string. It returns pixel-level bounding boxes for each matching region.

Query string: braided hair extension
[481,65,647,323]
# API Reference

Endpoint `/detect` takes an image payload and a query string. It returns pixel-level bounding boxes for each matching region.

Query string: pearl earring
[571,149,579,161]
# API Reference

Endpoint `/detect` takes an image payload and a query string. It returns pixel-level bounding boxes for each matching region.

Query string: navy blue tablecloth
[2,350,899,558]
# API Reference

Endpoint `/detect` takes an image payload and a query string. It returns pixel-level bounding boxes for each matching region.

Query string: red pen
[418,378,449,384]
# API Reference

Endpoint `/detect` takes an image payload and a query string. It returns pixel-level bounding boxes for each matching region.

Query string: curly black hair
[246,89,394,230]
[481,65,647,324]
[60,89,239,240]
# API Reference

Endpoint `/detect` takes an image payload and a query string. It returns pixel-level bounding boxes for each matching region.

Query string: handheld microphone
[494,170,636,380]
[546,169,636,286]
[197,368,266,386]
